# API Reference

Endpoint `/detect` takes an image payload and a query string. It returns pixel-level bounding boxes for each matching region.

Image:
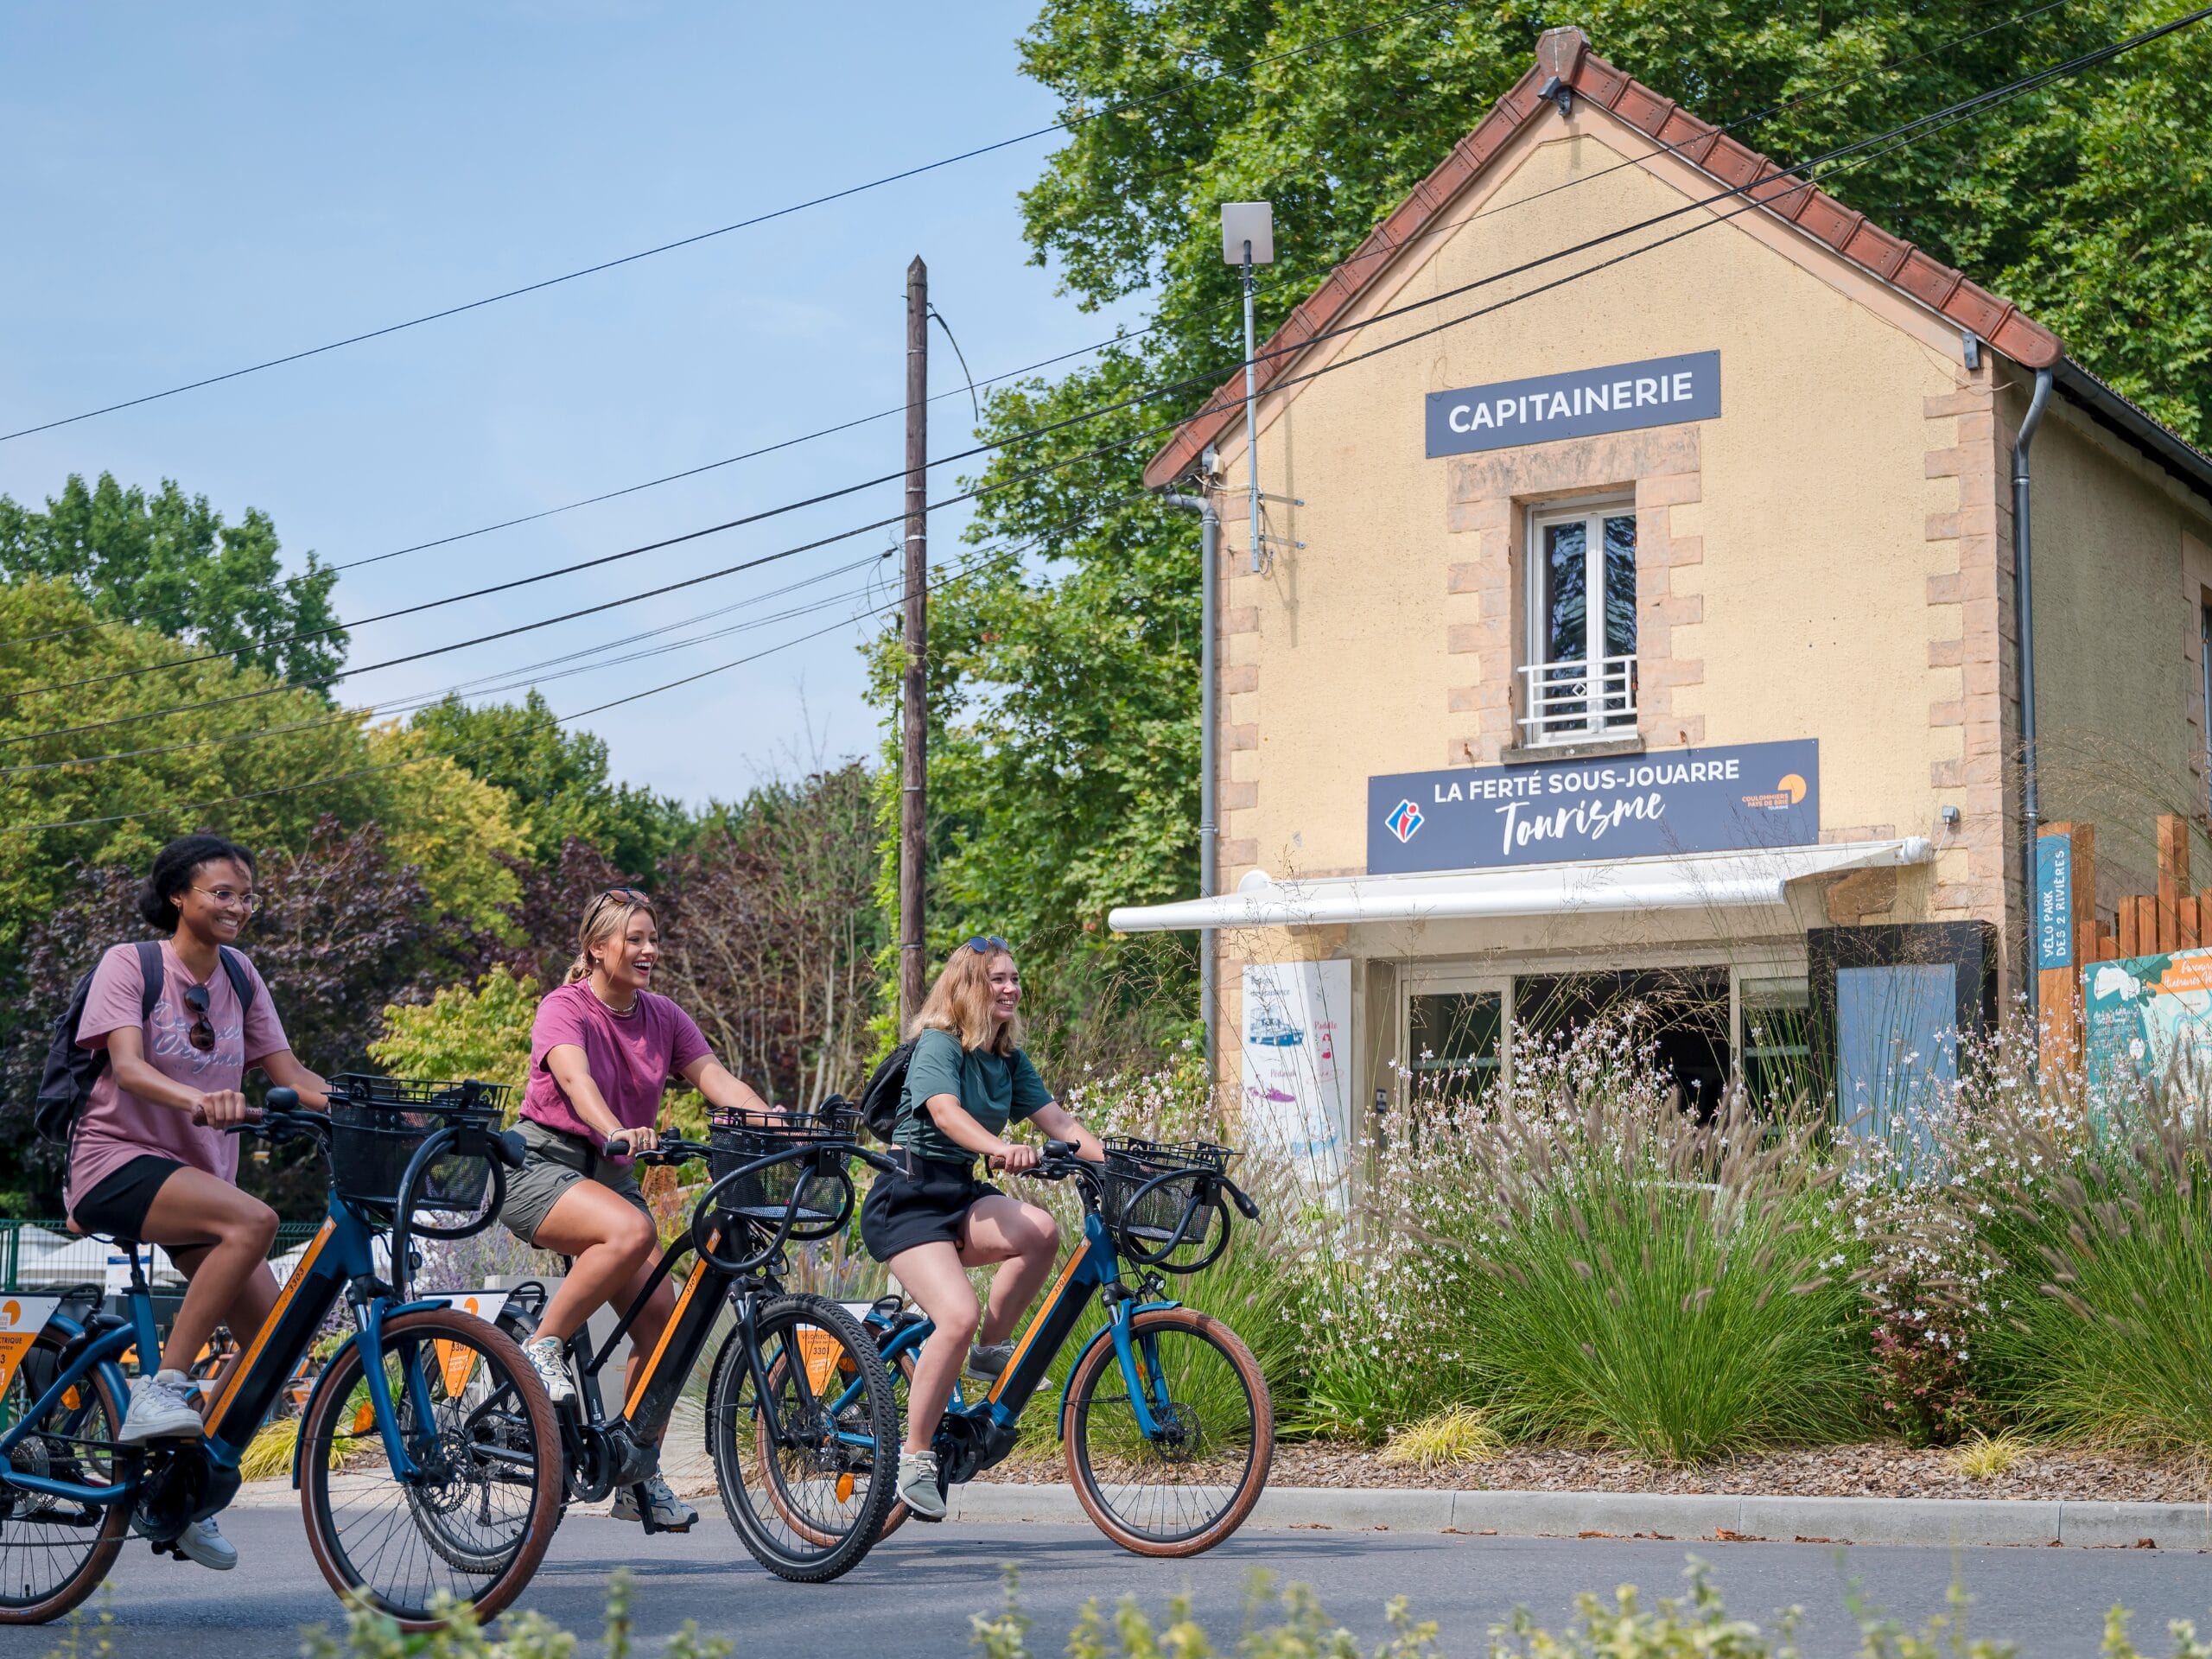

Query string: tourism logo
[1739,772,1808,811]
[1385,798,1425,842]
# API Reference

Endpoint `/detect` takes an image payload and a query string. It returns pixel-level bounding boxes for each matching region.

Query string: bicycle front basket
[1100,1135,1233,1252]
[707,1106,851,1224]
[326,1075,511,1215]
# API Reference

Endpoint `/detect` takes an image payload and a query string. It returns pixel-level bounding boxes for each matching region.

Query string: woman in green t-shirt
[859,937,1103,1522]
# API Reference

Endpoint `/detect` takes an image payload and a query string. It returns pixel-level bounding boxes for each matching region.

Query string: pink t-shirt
[520,981,713,1146]
[65,942,289,1216]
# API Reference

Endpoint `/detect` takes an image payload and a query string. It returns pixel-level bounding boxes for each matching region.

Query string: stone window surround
[1443,423,1707,769]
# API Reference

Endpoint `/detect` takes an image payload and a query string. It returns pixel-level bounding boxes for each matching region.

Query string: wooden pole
[2037,821,2092,1073]
[899,257,929,1025]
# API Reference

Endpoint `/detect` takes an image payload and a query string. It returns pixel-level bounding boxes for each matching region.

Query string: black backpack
[35,942,256,1146]
[858,1040,916,1146]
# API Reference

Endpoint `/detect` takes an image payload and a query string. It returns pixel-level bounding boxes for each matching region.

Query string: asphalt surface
[6,1510,2212,1656]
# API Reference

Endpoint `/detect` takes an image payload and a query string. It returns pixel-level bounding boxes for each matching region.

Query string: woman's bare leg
[137,1167,278,1376]
[531,1180,657,1344]
[885,1240,978,1454]
[957,1196,1062,1347]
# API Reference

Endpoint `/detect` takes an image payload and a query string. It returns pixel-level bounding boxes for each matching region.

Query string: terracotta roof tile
[1142,26,2066,490]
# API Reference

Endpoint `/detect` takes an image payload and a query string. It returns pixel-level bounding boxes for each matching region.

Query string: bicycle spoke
[0,1342,128,1621]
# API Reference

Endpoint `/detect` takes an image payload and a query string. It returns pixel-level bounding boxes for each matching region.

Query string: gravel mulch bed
[969,1440,2212,1504]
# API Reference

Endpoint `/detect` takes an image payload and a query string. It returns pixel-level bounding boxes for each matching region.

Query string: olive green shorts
[499,1119,654,1247]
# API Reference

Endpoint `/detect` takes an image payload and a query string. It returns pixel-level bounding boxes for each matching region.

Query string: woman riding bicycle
[860,936,1103,1522]
[499,885,775,1530]
[63,834,329,1572]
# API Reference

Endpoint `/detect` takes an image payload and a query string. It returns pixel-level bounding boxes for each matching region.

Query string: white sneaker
[135,1512,237,1570]
[118,1370,203,1444]
[897,1449,945,1522]
[520,1337,575,1404]
[611,1476,696,1529]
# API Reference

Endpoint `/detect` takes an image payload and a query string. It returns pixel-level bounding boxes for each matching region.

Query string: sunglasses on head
[181,983,215,1053]
[965,936,1012,955]
[600,887,648,905]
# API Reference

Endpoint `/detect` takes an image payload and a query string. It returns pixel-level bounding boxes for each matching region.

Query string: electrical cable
[0,0,1477,444]
[0,0,2075,657]
[3,9,2193,761]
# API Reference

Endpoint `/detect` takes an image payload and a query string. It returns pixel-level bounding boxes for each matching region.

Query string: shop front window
[1522,502,1637,746]
[1408,991,1503,1100]
[1740,975,1814,1109]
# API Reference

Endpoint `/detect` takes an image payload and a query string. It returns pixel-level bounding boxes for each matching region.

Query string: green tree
[878,0,2212,1053]
[408,690,686,873]
[370,965,540,1100]
[0,472,345,684]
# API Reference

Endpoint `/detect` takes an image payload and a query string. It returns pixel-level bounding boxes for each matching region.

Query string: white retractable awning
[1106,837,1932,933]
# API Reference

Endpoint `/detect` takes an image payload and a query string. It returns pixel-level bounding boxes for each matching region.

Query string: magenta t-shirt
[65,942,289,1217]
[520,981,713,1145]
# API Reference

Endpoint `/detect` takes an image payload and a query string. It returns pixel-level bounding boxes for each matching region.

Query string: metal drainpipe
[2014,365,2054,1023]
[1162,480,1221,1074]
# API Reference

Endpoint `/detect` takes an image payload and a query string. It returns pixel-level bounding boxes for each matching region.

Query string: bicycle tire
[297,1308,562,1630]
[0,1334,130,1625]
[706,1294,896,1582]
[1061,1307,1273,1557]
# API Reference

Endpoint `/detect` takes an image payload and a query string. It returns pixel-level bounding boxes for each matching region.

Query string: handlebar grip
[266,1087,299,1112]
[1044,1139,1078,1160]
[1225,1180,1261,1222]
[496,1128,528,1170]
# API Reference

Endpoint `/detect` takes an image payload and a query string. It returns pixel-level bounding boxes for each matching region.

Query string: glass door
[1525,503,1637,743]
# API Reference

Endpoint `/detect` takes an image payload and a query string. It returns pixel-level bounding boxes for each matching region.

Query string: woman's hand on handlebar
[988,1141,1042,1174]
[190,1089,254,1128]
[601,1125,657,1160]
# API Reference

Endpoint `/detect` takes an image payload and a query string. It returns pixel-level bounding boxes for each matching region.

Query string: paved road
[5,1511,2209,1656]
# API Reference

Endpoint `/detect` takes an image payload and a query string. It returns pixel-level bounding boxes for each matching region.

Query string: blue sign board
[2035,836,2074,970]
[1425,351,1721,458]
[1368,740,1820,875]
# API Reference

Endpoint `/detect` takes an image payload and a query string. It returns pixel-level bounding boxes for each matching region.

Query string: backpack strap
[216,946,256,1014]
[133,940,163,1022]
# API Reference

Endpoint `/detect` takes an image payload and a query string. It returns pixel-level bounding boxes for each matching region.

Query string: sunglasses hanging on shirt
[181,982,216,1052]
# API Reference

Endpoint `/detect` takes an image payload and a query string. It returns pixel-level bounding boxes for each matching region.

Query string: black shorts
[69,1154,186,1241]
[859,1154,1002,1262]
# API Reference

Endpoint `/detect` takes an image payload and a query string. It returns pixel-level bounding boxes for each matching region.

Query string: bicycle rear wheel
[0,1336,130,1625]
[707,1294,896,1582]
[1062,1307,1273,1557]
[298,1308,561,1630]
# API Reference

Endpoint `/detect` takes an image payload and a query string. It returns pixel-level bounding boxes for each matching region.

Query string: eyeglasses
[965,936,1012,955]
[600,887,649,905]
[181,983,216,1052]
[190,886,256,912]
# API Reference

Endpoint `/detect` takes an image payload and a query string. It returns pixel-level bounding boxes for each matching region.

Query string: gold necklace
[588,978,639,1018]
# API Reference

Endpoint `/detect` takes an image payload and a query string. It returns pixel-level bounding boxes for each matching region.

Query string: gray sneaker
[520,1337,575,1405]
[897,1449,946,1521]
[965,1341,1015,1382]
[611,1476,696,1530]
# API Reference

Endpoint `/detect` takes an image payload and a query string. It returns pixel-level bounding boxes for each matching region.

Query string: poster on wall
[2082,947,2212,1091]
[1239,960,1353,1204]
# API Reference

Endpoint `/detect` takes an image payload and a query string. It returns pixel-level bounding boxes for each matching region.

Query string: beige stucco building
[1110,27,2212,1158]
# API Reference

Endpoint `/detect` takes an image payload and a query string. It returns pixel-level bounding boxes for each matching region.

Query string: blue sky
[0,2,1143,805]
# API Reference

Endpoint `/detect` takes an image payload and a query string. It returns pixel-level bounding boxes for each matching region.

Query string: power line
[0,0,2071,661]
[3,10,2192,758]
[0,0,1476,445]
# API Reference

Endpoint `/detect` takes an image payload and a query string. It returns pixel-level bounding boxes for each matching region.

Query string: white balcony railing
[1516,654,1638,746]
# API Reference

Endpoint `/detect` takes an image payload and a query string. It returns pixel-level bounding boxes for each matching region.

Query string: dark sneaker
[965,1341,1015,1382]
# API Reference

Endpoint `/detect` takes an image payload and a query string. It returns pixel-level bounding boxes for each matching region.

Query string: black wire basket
[1099,1135,1234,1252]
[326,1075,511,1215]
[707,1106,855,1224]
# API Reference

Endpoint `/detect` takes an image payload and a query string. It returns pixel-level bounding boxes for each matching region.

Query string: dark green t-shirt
[897,1027,1052,1165]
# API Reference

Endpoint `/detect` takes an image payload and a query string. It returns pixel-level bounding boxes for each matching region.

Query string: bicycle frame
[863,1209,1185,1471]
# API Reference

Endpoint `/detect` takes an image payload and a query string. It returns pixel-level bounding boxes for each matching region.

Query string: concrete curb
[944,1483,2212,1549]
[226,1478,2212,1548]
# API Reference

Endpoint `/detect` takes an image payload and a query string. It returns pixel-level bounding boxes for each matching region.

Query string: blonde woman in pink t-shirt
[498,886,772,1529]
[65,835,329,1573]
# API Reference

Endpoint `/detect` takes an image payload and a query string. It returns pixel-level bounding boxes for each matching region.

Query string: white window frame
[1522,498,1638,744]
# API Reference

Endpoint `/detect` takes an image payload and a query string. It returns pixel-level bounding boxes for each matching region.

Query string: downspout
[1162,473,1221,1075]
[2014,364,2054,1024]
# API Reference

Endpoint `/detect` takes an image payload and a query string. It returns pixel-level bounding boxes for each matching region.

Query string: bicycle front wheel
[298,1308,562,1630]
[1062,1306,1273,1557]
[707,1294,896,1582]
[0,1334,129,1625]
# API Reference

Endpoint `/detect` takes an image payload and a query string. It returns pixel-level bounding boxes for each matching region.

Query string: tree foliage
[370,965,539,1101]
[408,691,686,875]
[0,472,344,686]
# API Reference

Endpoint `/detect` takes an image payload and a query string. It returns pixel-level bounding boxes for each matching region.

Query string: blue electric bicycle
[0,1079,563,1630]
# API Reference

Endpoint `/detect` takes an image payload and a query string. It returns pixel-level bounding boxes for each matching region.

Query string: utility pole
[899,256,929,1025]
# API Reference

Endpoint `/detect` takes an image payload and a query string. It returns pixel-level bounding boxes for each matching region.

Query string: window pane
[1836,964,1959,1170]
[1602,515,1637,657]
[1542,521,1586,664]
[1741,975,1812,1110]
[1408,992,1503,1087]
